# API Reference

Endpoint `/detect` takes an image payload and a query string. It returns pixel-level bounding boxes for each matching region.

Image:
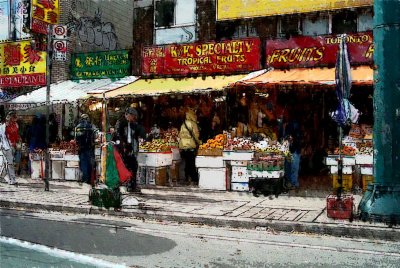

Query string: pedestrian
[75,114,96,185]
[5,111,21,178]
[0,114,17,185]
[179,108,200,185]
[114,107,146,192]
[284,109,302,189]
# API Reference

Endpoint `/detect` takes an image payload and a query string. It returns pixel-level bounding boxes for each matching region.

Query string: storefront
[227,32,374,193]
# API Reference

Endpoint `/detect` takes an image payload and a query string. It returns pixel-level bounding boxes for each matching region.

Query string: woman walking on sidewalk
[0,113,17,185]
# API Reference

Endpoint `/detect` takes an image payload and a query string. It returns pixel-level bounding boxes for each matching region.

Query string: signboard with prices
[71,50,131,80]
[266,32,374,69]
[31,0,59,34]
[0,40,47,87]
[142,38,261,76]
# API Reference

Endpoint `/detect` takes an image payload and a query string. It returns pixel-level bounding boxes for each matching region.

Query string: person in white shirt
[0,118,17,185]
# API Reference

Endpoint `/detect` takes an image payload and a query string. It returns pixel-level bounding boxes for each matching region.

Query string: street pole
[359,0,400,224]
[44,25,53,191]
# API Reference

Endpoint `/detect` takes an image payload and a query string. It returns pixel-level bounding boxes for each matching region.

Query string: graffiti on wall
[67,0,119,51]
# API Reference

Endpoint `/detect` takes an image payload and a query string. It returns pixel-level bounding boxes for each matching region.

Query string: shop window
[302,14,329,36]
[154,0,195,28]
[358,12,373,32]
[216,21,238,40]
[155,0,175,28]
[332,10,358,34]
[233,21,257,39]
[278,15,301,38]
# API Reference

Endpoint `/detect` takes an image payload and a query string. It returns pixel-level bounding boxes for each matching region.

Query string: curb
[1,200,399,242]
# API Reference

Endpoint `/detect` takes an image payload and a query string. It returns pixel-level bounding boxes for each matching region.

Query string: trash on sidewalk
[122,196,140,206]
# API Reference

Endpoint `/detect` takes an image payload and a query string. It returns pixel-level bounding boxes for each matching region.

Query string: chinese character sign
[0,0,10,40]
[142,38,261,76]
[0,40,47,87]
[31,0,59,34]
[71,50,131,80]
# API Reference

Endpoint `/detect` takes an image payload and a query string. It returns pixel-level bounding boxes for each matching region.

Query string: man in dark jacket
[75,114,96,185]
[114,107,146,192]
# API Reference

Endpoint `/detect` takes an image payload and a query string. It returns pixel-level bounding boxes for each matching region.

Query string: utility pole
[359,0,400,224]
[44,24,53,191]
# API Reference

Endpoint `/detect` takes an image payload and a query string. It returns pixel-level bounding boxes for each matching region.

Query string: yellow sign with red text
[217,0,372,20]
[0,40,47,87]
[31,0,60,34]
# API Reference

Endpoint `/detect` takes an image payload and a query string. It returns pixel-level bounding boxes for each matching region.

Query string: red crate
[326,194,354,220]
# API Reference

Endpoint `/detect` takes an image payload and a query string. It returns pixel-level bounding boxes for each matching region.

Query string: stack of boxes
[325,155,356,192]
[136,152,173,186]
[196,156,226,190]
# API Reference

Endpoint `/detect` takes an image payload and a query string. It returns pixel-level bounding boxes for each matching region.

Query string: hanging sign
[0,40,47,87]
[31,0,60,34]
[70,50,131,80]
[266,32,374,69]
[142,38,261,76]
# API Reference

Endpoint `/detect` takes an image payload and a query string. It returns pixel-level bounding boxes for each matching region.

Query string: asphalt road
[1,209,400,268]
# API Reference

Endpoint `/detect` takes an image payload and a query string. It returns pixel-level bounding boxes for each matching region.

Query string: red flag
[113,147,132,184]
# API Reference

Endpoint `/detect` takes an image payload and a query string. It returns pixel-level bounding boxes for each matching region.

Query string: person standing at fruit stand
[115,107,146,192]
[75,114,97,185]
[179,109,200,186]
[283,109,302,189]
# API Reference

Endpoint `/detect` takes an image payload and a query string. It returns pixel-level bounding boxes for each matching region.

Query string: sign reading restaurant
[266,32,373,69]
[71,50,131,80]
[142,38,261,76]
[0,40,47,87]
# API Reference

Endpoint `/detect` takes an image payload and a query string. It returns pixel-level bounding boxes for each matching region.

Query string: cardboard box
[170,160,180,183]
[51,161,64,180]
[330,165,353,175]
[30,160,43,179]
[362,175,374,192]
[137,152,173,167]
[195,156,224,168]
[198,168,226,190]
[355,154,373,165]
[231,166,249,183]
[247,170,284,179]
[230,160,249,166]
[223,151,254,161]
[146,167,168,186]
[64,155,80,161]
[231,182,249,191]
[332,174,353,192]
[360,166,373,175]
[136,166,146,185]
[65,167,80,181]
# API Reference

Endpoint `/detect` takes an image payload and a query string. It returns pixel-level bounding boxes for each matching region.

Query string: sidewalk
[1,178,399,241]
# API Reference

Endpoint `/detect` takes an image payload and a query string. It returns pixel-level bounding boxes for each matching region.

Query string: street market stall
[4,76,138,180]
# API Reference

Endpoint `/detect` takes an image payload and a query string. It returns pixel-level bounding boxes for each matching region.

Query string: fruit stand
[195,133,289,194]
[324,124,374,193]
